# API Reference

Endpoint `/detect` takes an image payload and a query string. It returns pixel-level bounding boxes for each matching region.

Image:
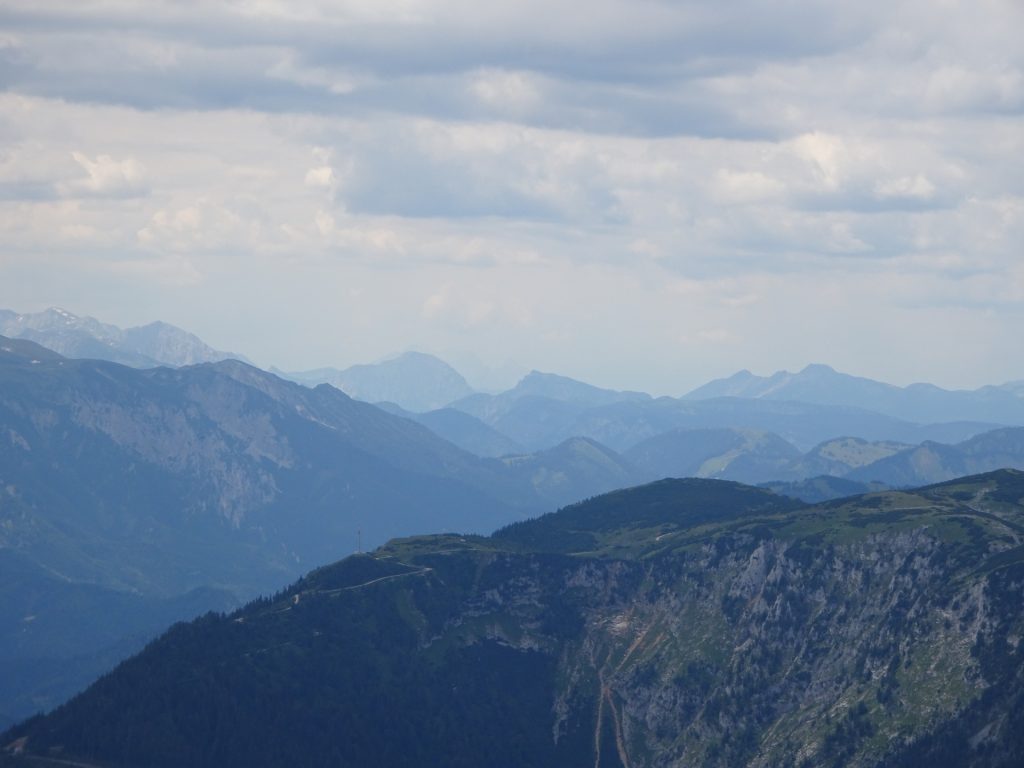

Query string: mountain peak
[283,352,474,412]
[46,306,79,320]
[511,370,650,406]
[0,308,240,368]
[798,363,838,375]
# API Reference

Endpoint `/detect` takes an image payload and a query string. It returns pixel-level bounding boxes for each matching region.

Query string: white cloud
[59,152,145,197]
[304,166,335,187]
[874,174,935,201]
[711,170,785,205]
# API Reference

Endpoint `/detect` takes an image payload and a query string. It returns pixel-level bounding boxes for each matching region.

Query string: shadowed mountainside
[6,471,1024,767]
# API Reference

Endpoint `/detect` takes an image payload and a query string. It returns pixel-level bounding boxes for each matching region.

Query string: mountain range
[5,309,1024,742]
[7,470,1023,767]
[12,307,1022,456]
[685,363,1024,425]
[0,335,670,725]
[622,426,1024,493]
[0,308,243,369]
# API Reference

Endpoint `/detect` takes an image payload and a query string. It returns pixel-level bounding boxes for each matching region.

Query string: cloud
[711,170,784,205]
[874,174,935,202]
[1,1,1023,391]
[304,165,335,188]
[59,151,145,197]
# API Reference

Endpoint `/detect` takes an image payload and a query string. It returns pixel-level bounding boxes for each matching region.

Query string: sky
[0,0,1022,394]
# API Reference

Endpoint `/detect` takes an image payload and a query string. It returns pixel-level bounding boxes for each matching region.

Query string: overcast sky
[1,0,1022,393]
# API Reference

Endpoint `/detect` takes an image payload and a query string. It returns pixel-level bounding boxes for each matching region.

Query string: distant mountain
[533,395,994,453]
[0,307,244,368]
[0,337,538,594]
[789,436,911,478]
[625,427,802,484]
[376,402,524,457]
[283,351,474,412]
[9,471,1024,768]
[685,363,1024,425]
[504,370,651,408]
[1001,381,1024,398]
[120,320,243,367]
[621,424,1024,492]
[449,370,649,437]
[447,369,998,453]
[500,437,644,509]
[373,407,641,508]
[848,427,1024,486]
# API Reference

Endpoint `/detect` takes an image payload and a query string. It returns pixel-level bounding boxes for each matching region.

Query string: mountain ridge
[0,308,244,369]
[6,470,1024,767]
[685,363,1024,425]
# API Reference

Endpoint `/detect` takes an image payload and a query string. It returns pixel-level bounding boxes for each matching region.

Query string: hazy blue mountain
[788,436,911,478]
[505,370,651,407]
[450,371,998,453]
[119,320,244,366]
[376,402,524,457]
[448,370,650,440]
[625,427,802,484]
[0,307,244,368]
[500,436,644,509]
[283,351,474,412]
[684,363,1024,425]
[469,395,591,450]
[0,336,546,596]
[9,471,1024,767]
[1000,380,1024,398]
[619,424,1024,491]
[561,396,995,453]
[848,426,1024,486]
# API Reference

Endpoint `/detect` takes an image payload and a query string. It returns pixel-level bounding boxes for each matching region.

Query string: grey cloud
[0,1,882,137]
[341,148,565,221]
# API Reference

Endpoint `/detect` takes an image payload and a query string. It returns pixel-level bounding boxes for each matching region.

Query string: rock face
[7,472,1024,767]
